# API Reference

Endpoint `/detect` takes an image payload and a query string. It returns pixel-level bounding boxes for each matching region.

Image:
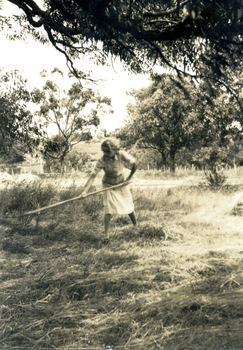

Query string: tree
[118,74,200,172]
[0,69,42,165]
[117,73,242,171]
[3,0,243,83]
[43,145,91,173]
[187,79,243,169]
[32,69,113,172]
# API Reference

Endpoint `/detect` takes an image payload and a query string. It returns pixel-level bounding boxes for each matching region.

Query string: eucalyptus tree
[187,78,243,168]
[118,74,199,172]
[0,69,42,164]
[2,0,243,85]
[117,73,242,171]
[32,69,112,172]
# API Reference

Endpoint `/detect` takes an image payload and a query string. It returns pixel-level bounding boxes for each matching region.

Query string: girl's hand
[125,163,137,183]
[125,176,132,183]
[80,191,88,198]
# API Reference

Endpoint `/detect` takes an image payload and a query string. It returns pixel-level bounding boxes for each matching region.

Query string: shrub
[0,182,58,218]
[59,185,83,201]
[204,169,227,188]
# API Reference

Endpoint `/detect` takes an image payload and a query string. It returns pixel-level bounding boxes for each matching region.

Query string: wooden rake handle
[5,180,133,218]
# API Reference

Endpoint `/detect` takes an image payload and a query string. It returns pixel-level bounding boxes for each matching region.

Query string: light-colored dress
[92,150,135,214]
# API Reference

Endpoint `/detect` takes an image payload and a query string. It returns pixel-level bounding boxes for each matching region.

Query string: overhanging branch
[143,0,189,18]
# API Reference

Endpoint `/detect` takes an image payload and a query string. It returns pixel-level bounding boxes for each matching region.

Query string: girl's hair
[101,138,120,153]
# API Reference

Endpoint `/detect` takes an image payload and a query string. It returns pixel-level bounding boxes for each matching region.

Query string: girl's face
[103,145,115,158]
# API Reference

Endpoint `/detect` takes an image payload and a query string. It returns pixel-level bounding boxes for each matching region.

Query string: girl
[81,138,137,241]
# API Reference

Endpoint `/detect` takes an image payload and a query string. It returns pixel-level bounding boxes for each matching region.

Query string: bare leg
[104,214,111,238]
[128,212,137,227]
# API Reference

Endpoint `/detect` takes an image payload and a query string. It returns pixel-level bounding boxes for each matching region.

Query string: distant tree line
[2,66,243,174]
[113,72,243,172]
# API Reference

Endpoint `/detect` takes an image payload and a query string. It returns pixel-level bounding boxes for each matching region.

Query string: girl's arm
[81,157,103,196]
[125,162,137,182]
[81,173,97,197]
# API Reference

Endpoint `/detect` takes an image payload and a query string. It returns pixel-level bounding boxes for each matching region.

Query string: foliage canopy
[32,69,112,172]
[115,73,241,171]
[3,0,243,80]
[0,69,42,165]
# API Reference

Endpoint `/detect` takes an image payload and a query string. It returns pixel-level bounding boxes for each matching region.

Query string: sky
[0,1,151,132]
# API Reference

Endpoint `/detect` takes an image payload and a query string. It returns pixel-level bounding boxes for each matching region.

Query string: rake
[0,180,132,226]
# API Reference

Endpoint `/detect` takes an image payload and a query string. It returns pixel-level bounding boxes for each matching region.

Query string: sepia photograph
[1,1,243,349]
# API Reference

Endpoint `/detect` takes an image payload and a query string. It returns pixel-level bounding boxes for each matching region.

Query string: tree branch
[143,0,189,18]
[9,0,45,27]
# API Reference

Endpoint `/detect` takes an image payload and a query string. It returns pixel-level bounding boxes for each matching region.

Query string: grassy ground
[1,170,243,349]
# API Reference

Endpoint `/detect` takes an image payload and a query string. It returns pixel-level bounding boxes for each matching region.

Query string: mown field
[1,169,243,350]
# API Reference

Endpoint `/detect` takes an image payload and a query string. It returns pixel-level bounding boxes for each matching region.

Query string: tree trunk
[159,151,167,170]
[60,157,65,175]
[170,149,176,173]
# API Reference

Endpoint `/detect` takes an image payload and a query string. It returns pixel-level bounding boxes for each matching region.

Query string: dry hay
[137,222,168,240]
[77,271,243,350]
[1,181,243,350]
[0,172,15,189]
[113,222,169,242]
[114,221,184,244]
[1,223,243,350]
